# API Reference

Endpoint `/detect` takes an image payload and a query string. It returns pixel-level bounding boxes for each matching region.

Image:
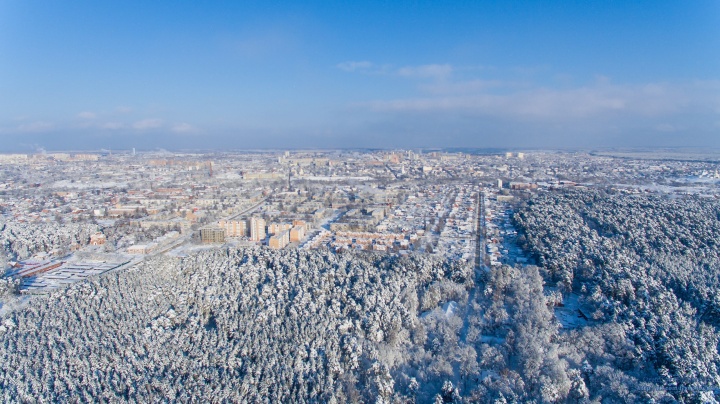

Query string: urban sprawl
[1,150,718,294]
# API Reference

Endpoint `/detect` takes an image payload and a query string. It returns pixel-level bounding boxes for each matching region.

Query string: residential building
[290,225,305,242]
[250,217,266,241]
[89,233,106,245]
[200,227,226,244]
[269,230,290,249]
[219,220,247,237]
[268,222,292,235]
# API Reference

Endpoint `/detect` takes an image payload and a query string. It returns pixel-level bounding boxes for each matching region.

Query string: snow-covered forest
[0,220,98,261]
[0,245,588,402]
[0,248,460,402]
[514,189,720,402]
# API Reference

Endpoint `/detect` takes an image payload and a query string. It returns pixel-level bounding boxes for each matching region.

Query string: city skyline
[1,1,719,151]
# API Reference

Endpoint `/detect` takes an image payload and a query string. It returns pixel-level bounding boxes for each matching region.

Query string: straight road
[227,198,267,221]
[474,188,486,269]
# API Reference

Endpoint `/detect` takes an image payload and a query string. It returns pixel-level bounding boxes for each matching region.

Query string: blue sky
[0,1,718,151]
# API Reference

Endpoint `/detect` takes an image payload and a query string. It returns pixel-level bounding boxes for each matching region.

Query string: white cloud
[420,79,507,94]
[17,121,54,133]
[77,111,96,119]
[133,118,163,130]
[171,123,196,133]
[336,61,374,72]
[337,61,454,80]
[102,122,124,130]
[116,106,133,114]
[397,64,453,80]
[364,81,705,121]
[338,62,716,128]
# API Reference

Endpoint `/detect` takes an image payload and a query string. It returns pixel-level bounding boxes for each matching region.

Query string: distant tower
[207,161,213,177]
[132,148,136,157]
[287,168,292,191]
[497,179,503,189]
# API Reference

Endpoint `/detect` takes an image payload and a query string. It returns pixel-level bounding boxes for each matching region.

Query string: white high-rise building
[250,217,266,241]
[218,220,247,237]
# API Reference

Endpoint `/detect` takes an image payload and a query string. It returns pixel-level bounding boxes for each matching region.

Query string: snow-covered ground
[166,243,229,258]
[554,293,589,329]
[18,261,127,294]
